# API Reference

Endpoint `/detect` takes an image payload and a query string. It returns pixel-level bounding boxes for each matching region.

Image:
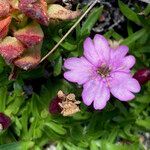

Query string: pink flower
[64,34,141,110]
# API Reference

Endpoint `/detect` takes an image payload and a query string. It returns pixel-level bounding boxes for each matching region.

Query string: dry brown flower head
[57,90,81,116]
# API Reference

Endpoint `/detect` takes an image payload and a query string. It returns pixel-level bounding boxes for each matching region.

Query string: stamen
[97,65,111,78]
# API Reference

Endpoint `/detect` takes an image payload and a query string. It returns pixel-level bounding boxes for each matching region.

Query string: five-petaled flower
[64,34,141,110]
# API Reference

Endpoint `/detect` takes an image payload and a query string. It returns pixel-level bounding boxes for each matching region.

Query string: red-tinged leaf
[0,16,11,39]
[0,0,10,18]
[19,0,49,26]
[0,36,26,62]
[47,4,80,21]
[14,22,44,48]
[9,0,19,10]
[14,42,42,70]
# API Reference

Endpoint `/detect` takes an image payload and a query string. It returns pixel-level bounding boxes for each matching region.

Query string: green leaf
[81,6,103,36]
[96,140,139,150]
[90,141,99,150]
[0,56,5,73]
[114,101,128,117]
[30,94,40,117]
[5,96,24,115]
[0,141,34,150]
[136,118,150,130]
[0,87,7,112]
[121,29,146,46]
[56,142,64,150]
[54,56,62,76]
[45,122,67,135]
[53,36,77,51]
[143,4,150,16]
[118,0,141,25]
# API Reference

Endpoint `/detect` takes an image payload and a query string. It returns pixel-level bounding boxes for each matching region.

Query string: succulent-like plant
[0,0,80,70]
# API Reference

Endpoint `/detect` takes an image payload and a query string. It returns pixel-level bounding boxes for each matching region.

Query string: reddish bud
[47,4,80,21]
[19,0,49,26]
[0,113,11,131]
[0,0,10,18]
[14,42,42,70]
[0,36,26,62]
[49,96,61,114]
[133,68,150,85]
[14,22,44,48]
[0,16,11,39]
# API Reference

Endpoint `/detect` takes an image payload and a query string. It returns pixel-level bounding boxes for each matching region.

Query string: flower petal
[64,56,93,70]
[111,87,135,101]
[93,34,110,63]
[83,37,100,66]
[125,78,141,93]
[111,45,129,59]
[82,77,110,109]
[64,57,94,85]
[110,72,141,101]
[110,46,129,70]
[122,55,135,69]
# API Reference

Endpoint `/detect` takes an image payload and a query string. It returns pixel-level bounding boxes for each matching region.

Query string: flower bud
[0,0,10,18]
[0,36,26,62]
[13,42,42,70]
[0,16,11,39]
[14,22,44,48]
[47,4,80,21]
[133,68,150,85]
[19,0,49,26]
[49,96,62,114]
[0,113,11,131]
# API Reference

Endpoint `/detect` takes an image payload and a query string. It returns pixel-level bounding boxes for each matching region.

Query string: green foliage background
[0,1,150,150]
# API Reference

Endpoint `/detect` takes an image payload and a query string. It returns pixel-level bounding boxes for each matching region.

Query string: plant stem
[40,0,99,63]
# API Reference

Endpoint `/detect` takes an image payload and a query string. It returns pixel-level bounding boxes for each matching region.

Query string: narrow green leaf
[143,4,150,16]
[54,56,62,76]
[0,141,34,150]
[121,29,146,46]
[45,122,67,135]
[127,21,133,36]
[136,118,150,130]
[90,141,99,150]
[0,87,7,112]
[53,36,77,51]
[81,6,103,36]
[118,0,141,25]
[56,142,64,150]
